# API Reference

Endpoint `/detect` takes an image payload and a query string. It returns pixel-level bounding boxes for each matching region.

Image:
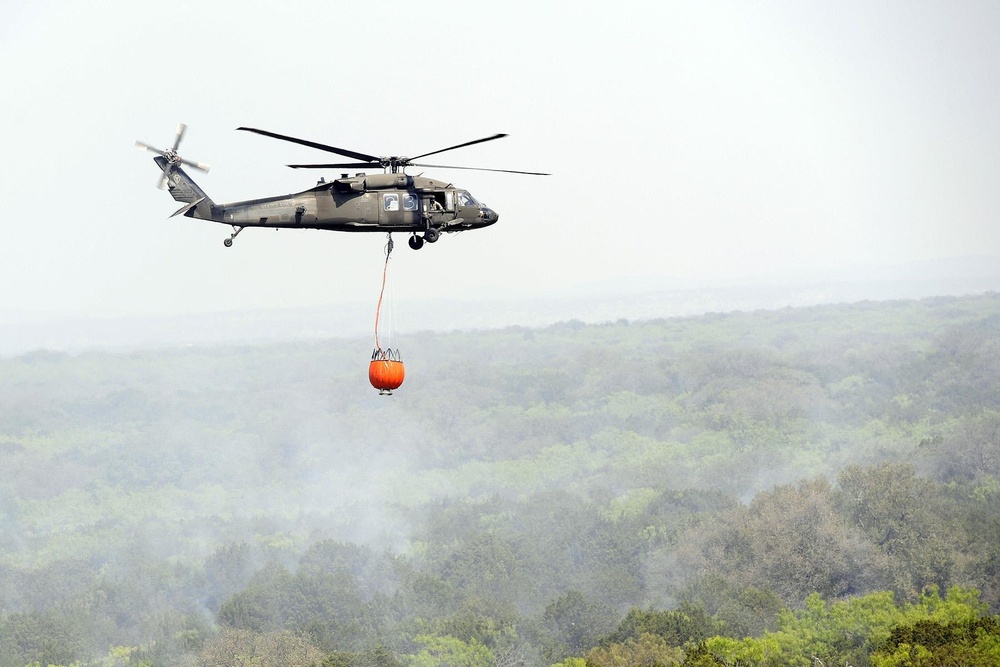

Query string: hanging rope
[370,231,404,394]
[374,232,394,354]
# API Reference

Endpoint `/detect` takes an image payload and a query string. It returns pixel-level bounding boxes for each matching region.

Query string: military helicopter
[136,124,548,250]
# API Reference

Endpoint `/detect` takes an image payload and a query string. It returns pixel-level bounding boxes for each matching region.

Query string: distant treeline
[0,293,998,666]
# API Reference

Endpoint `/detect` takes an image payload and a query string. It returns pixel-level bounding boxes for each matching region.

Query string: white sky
[1,1,998,317]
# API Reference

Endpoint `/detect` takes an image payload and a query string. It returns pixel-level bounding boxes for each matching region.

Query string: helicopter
[136,124,548,250]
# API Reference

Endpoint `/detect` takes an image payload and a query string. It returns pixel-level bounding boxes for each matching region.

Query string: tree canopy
[1,293,999,666]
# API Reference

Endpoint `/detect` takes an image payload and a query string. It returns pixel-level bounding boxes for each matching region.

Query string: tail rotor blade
[171,123,187,152]
[157,165,172,190]
[180,157,210,172]
[137,123,210,189]
[135,140,166,157]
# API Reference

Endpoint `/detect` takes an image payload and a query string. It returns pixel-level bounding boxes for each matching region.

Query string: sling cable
[369,233,405,395]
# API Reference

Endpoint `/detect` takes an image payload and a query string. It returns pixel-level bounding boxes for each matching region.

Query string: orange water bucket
[369,348,404,394]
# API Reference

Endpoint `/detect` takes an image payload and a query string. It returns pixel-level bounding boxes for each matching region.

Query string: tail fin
[154,156,216,219]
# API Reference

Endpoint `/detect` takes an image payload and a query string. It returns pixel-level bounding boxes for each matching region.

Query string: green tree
[677,577,783,638]
[539,590,615,663]
[837,463,957,596]
[681,635,780,667]
[0,611,92,667]
[98,645,153,667]
[439,533,530,606]
[679,586,991,667]
[871,616,1000,667]
[323,644,403,667]
[675,477,886,608]
[917,409,1000,482]
[203,542,256,612]
[196,628,324,667]
[404,634,493,667]
[549,658,586,667]
[586,632,684,667]
[415,598,520,649]
[601,603,725,647]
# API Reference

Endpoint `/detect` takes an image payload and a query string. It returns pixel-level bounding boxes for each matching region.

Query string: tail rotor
[135,122,211,189]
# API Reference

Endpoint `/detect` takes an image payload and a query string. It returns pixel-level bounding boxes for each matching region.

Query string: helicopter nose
[481,207,499,226]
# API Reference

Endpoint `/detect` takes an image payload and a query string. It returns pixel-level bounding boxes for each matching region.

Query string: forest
[1,293,999,666]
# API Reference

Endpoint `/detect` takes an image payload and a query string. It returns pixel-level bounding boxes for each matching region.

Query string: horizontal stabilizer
[171,197,206,218]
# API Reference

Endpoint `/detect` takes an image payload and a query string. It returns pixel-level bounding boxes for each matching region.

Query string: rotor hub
[135,123,211,190]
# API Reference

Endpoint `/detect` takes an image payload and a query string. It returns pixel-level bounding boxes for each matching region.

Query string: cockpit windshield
[456,190,479,207]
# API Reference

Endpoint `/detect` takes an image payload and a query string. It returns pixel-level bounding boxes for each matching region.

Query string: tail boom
[154,156,216,219]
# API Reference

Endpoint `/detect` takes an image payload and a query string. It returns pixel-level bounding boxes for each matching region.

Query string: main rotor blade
[410,133,508,161]
[287,162,385,170]
[410,162,551,176]
[237,127,379,163]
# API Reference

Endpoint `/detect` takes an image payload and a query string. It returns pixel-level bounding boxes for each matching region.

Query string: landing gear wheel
[408,234,425,250]
[224,225,244,248]
[424,227,440,243]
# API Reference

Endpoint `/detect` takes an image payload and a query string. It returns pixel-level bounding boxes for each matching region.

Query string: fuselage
[201,173,498,234]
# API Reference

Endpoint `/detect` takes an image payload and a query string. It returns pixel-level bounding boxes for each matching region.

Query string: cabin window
[383,194,399,211]
[456,190,478,207]
[427,193,447,211]
[403,194,418,211]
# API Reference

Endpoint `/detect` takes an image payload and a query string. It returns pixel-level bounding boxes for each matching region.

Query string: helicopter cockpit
[453,190,497,226]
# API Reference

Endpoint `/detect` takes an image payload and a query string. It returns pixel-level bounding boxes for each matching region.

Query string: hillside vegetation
[1,293,999,666]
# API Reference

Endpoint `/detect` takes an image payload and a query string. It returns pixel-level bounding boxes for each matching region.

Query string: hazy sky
[2,1,998,318]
